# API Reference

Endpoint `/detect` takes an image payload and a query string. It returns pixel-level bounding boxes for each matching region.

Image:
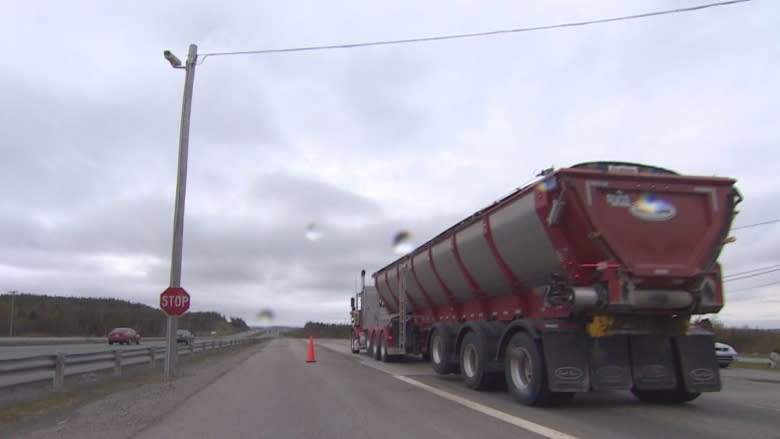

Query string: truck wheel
[504,332,553,406]
[367,333,375,357]
[350,331,360,354]
[380,337,391,363]
[460,332,495,390]
[631,386,700,404]
[373,333,383,360]
[431,328,456,375]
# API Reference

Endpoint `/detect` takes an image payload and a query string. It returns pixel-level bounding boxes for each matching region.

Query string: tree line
[296,319,780,355]
[0,293,248,337]
[708,320,780,355]
[2,292,778,353]
[288,322,351,339]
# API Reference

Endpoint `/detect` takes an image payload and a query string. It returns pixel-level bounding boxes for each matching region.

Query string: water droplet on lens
[305,222,323,241]
[392,230,414,255]
[256,308,275,322]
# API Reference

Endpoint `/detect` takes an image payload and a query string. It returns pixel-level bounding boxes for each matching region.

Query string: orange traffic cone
[306,336,317,363]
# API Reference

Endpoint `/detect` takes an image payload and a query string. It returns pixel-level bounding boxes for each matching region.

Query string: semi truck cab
[350,270,389,354]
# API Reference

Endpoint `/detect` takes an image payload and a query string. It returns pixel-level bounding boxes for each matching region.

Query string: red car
[107,327,141,345]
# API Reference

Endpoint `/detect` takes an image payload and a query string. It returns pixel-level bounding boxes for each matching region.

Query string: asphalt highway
[133,338,780,439]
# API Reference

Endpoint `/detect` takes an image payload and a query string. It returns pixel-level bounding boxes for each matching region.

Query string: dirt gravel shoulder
[3,340,268,439]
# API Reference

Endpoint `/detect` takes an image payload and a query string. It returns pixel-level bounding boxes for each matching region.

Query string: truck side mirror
[350,297,355,310]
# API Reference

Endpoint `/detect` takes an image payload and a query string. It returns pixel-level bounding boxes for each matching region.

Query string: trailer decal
[629,193,677,221]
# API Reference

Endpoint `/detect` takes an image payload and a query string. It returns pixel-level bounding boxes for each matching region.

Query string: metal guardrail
[0,338,255,390]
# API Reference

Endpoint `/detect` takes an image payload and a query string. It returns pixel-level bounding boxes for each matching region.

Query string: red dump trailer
[349,161,740,405]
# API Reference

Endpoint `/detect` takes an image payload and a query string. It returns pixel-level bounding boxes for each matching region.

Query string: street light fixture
[163,50,183,68]
[162,44,198,381]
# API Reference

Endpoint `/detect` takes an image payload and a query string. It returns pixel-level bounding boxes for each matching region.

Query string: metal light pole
[163,43,198,381]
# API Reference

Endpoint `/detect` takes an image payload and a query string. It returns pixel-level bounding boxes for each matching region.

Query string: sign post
[162,43,198,381]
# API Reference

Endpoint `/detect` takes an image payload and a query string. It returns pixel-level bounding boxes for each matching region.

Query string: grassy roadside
[0,340,265,424]
[0,393,80,423]
[732,361,779,372]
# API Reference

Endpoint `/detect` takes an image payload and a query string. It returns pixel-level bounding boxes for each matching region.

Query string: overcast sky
[1,0,778,328]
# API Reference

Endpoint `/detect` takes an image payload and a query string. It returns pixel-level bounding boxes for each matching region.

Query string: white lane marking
[394,375,580,439]
[744,402,780,412]
[323,340,578,438]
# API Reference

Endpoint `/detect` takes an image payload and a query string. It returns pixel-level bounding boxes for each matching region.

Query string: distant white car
[715,342,738,368]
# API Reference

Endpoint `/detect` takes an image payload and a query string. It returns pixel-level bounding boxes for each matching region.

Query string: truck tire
[431,328,456,375]
[350,331,360,354]
[373,333,382,360]
[504,332,555,406]
[460,332,495,390]
[367,333,375,358]
[380,337,391,362]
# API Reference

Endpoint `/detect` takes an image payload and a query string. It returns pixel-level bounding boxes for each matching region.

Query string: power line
[732,219,780,231]
[728,280,780,294]
[724,267,780,283]
[724,264,780,280]
[199,0,750,59]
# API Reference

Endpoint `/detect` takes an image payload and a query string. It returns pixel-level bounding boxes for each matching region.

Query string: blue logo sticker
[536,177,557,192]
[629,193,677,221]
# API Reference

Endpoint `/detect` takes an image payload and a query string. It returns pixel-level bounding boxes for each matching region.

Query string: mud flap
[675,334,722,393]
[542,332,590,392]
[589,336,633,390]
[630,335,677,390]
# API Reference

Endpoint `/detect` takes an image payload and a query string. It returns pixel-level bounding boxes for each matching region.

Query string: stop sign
[160,287,191,316]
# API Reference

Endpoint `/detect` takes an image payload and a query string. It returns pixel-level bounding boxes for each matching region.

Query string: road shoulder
[2,341,267,439]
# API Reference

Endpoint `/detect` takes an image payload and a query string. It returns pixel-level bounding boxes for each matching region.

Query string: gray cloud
[1,0,778,327]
